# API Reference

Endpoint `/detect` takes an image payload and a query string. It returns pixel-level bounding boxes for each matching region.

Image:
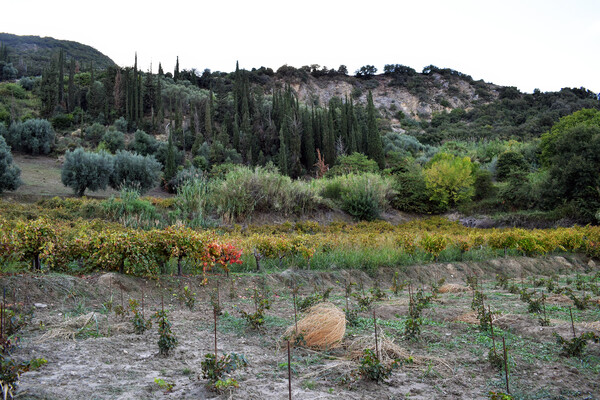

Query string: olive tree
[61,147,114,196]
[0,135,21,193]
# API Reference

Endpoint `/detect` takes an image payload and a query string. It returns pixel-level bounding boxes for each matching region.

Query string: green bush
[211,165,322,222]
[110,150,162,194]
[391,168,441,214]
[496,150,528,181]
[61,147,114,196]
[316,173,393,220]
[6,119,55,155]
[84,123,106,146]
[326,152,379,177]
[0,135,21,193]
[101,128,125,153]
[129,129,158,156]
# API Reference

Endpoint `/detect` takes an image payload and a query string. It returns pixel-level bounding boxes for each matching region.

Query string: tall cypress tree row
[366,91,384,169]
[57,49,64,107]
[300,108,315,171]
[322,109,336,166]
[40,57,58,118]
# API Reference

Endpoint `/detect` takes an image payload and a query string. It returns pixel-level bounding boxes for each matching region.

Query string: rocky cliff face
[275,72,501,130]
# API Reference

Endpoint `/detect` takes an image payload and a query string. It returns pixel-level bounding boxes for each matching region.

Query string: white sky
[3,0,600,93]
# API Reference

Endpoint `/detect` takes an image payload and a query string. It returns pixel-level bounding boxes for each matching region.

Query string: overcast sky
[3,0,599,93]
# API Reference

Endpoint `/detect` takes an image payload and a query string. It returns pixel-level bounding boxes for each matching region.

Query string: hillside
[0,33,115,76]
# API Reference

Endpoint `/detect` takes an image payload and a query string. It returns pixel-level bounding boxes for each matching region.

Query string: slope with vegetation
[0,34,599,225]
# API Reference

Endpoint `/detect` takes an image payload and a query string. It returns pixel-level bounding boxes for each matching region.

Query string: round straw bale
[283,302,346,349]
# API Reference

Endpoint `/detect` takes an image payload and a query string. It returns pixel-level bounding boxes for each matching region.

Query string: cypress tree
[40,58,58,118]
[301,109,315,170]
[67,58,76,112]
[164,130,177,183]
[323,110,336,166]
[174,56,180,81]
[156,63,163,122]
[57,49,64,106]
[278,127,288,176]
[204,94,213,143]
[366,91,384,169]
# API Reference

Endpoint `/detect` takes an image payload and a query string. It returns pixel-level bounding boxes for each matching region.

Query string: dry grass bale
[455,311,505,325]
[438,284,469,293]
[546,294,573,305]
[36,312,128,342]
[454,311,479,325]
[346,334,452,374]
[578,321,600,333]
[347,334,412,365]
[283,302,346,349]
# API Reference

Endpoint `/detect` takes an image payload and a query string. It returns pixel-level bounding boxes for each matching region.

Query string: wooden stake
[569,307,576,338]
[502,337,510,394]
[214,308,218,358]
[373,309,379,360]
[292,288,298,336]
[141,287,144,319]
[542,290,547,323]
[216,279,220,310]
[287,340,292,400]
[489,305,496,355]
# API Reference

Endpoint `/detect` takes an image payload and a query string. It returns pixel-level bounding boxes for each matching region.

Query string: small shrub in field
[489,392,514,400]
[357,349,400,383]
[181,286,196,310]
[129,299,151,334]
[487,348,504,370]
[240,291,271,330]
[201,353,247,392]
[154,309,178,356]
[154,378,174,392]
[554,332,599,357]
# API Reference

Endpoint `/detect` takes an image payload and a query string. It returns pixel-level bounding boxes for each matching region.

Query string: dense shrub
[129,129,158,156]
[211,165,321,222]
[84,123,106,146]
[110,150,162,194]
[473,169,495,200]
[61,147,114,196]
[101,128,125,153]
[496,151,528,181]
[316,173,393,220]
[6,119,55,155]
[339,174,393,220]
[0,135,21,193]
[326,152,379,177]
[391,168,441,214]
[423,153,475,210]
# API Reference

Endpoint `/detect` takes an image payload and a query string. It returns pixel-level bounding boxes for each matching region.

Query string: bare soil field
[3,256,599,400]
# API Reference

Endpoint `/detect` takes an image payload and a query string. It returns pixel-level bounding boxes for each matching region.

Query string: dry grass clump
[283,302,346,349]
[36,312,127,342]
[438,284,469,293]
[346,333,451,373]
[347,334,412,365]
[546,294,573,305]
